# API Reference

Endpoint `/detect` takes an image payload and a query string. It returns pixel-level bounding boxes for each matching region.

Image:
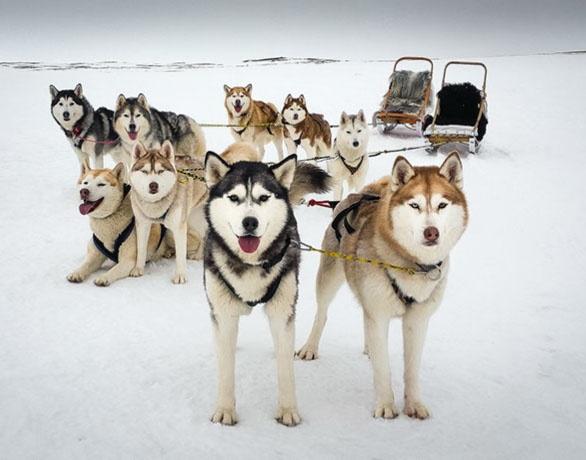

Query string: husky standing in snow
[223,84,284,161]
[50,84,121,169]
[203,152,331,426]
[114,93,206,168]
[281,94,332,160]
[67,162,167,286]
[328,110,370,201]
[297,152,468,420]
[129,140,208,284]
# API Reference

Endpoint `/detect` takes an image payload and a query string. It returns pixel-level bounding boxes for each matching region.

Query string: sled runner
[372,56,434,134]
[423,61,488,153]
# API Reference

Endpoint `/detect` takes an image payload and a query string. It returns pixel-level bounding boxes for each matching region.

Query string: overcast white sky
[1,0,585,61]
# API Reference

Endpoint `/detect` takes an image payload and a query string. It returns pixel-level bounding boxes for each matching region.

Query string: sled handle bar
[441,61,488,92]
[393,56,434,75]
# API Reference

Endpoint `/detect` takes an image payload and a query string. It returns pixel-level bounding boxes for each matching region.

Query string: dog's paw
[66,272,85,283]
[186,251,202,261]
[163,248,175,259]
[404,400,430,420]
[211,407,238,426]
[172,272,187,284]
[93,277,111,287]
[296,343,319,360]
[276,407,301,427]
[373,402,399,419]
[129,267,144,277]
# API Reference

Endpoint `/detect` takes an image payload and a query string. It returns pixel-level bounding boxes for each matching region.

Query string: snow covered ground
[1,52,585,458]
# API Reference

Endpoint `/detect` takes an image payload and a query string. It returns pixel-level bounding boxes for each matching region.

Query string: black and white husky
[203,153,331,426]
[50,84,120,169]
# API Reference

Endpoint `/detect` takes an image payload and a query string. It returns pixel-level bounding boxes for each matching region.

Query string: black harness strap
[294,137,301,146]
[339,154,365,176]
[331,194,380,242]
[385,271,415,307]
[234,126,247,135]
[93,217,135,264]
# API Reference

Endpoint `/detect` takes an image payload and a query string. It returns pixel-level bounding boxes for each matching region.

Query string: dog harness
[338,153,365,175]
[331,194,380,241]
[384,263,442,307]
[92,185,167,263]
[214,238,291,307]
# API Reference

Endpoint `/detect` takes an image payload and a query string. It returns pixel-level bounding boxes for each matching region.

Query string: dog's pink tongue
[79,202,94,215]
[238,236,260,253]
[234,105,241,113]
[128,131,138,140]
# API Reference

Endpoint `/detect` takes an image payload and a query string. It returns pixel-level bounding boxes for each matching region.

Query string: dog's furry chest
[285,124,300,141]
[89,199,134,250]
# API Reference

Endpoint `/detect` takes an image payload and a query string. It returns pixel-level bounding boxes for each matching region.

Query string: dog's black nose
[149,182,159,194]
[293,113,299,120]
[424,226,439,242]
[129,123,136,131]
[242,216,258,233]
[63,111,70,118]
[80,188,90,200]
[353,140,360,147]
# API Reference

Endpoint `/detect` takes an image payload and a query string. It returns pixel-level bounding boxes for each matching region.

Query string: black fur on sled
[423,82,488,141]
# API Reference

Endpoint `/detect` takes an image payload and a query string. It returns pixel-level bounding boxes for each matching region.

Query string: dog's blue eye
[409,203,420,210]
[438,202,448,210]
[259,195,269,202]
[228,195,239,202]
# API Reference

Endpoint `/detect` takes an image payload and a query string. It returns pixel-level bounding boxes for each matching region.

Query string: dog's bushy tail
[289,162,332,205]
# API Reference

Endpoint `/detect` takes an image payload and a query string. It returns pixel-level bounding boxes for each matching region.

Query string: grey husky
[50,83,120,169]
[203,153,331,426]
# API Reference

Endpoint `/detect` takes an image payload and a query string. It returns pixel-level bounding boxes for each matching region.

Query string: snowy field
[1,52,585,458]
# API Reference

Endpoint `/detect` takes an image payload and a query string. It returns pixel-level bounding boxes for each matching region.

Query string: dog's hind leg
[402,307,432,419]
[297,242,345,360]
[266,272,301,426]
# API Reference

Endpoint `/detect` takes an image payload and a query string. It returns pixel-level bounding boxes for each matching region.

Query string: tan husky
[67,162,166,286]
[129,140,208,284]
[297,152,468,420]
[281,94,332,160]
[223,84,284,160]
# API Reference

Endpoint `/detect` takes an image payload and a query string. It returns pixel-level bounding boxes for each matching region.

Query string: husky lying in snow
[203,152,331,426]
[297,152,468,420]
[328,111,370,201]
[129,140,208,284]
[114,93,206,168]
[50,84,121,169]
[223,84,284,161]
[67,162,166,286]
[281,94,332,160]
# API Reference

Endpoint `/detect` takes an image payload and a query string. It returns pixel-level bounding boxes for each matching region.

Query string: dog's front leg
[284,138,297,155]
[402,307,432,419]
[171,222,188,284]
[266,272,301,426]
[366,310,398,419]
[208,279,241,425]
[67,241,106,283]
[94,260,134,287]
[130,219,151,277]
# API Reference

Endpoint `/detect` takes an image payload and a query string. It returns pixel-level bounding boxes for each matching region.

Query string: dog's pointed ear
[80,158,91,177]
[245,84,252,94]
[132,142,147,161]
[285,93,293,105]
[270,154,297,190]
[137,93,149,109]
[205,151,230,187]
[116,94,126,111]
[112,162,126,181]
[160,140,175,161]
[49,85,58,99]
[223,84,231,95]
[357,109,365,123]
[74,83,83,98]
[298,94,305,106]
[439,151,463,189]
[390,156,416,192]
[340,111,348,125]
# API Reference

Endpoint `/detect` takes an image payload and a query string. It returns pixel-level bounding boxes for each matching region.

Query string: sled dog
[328,111,370,200]
[50,84,120,169]
[223,84,284,160]
[281,94,332,160]
[297,152,468,420]
[203,152,331,426]
[67,162,166,286]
